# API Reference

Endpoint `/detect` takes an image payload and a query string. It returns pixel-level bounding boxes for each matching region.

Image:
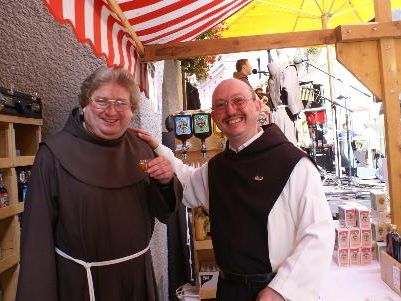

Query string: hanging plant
[180,23,227,82]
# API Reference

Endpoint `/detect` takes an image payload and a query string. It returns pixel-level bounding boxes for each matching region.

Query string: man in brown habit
[137,78,334,301]
[16,66,178,301]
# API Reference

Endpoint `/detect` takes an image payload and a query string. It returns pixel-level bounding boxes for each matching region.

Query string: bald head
[212,79,255,104]
[211,78,261,149]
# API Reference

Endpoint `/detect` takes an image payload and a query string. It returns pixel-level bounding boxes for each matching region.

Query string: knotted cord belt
[55,244,150,301]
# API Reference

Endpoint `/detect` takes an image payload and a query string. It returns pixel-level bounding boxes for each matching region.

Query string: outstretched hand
[147,156,174,184]
[130,128,159,150]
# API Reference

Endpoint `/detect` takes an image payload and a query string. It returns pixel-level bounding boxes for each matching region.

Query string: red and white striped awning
[44,0,252,96]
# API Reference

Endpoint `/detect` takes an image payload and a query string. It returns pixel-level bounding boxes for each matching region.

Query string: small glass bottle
[387,225,400,260]
[0,174,9,208]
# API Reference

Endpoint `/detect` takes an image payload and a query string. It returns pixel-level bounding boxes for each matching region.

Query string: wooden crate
[380,251,401,296]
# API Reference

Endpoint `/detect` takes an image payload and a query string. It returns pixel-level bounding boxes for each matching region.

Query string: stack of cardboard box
[370,190,391,262]
[334,203,372,266]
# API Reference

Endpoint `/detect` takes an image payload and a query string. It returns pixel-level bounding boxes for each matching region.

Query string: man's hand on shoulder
[130,128,160,150]
[256,287,285,301]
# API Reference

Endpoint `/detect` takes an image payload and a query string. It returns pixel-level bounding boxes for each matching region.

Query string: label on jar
[0,192,9,208]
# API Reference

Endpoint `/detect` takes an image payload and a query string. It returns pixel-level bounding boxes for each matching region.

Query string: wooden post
[107,0,145,57]
[375,0,401,227]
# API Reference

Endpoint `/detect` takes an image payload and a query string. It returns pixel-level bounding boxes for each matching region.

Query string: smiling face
[83,82,133,140]
[211,79,261,149]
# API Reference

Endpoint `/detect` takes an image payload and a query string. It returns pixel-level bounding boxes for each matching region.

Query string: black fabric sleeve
[148,176,182,224]
[16,145,59,301]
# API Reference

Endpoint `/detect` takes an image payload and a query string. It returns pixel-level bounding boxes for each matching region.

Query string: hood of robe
[43,107,154,188]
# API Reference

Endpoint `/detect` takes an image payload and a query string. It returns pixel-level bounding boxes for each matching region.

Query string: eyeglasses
[212,96,249,113]
[90,97,131,112]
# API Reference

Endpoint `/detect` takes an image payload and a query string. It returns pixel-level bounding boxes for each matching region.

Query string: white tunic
[155,134,334,301]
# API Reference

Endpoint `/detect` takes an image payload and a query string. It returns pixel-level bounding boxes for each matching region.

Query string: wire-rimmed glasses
[90,97,131,112]
[211,96,249,113]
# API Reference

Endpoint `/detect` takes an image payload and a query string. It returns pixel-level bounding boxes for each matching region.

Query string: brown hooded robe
[16,108,178,301]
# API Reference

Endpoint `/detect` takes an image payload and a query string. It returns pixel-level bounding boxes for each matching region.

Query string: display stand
[0,114,42,300]
[174,121,223,300]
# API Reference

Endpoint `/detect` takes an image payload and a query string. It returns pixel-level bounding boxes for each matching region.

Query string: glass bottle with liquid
[213,121,225,149]
[387,224,399,259]
[193,111,212,158]
[0,174,9,208]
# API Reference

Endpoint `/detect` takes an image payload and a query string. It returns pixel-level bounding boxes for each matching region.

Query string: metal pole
[322,14,341,179]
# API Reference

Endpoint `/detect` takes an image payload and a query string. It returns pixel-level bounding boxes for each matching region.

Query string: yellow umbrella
[222,0,401,178]
[222,0,401,37]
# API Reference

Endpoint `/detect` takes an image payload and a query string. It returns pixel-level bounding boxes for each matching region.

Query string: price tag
[392,265,400,292]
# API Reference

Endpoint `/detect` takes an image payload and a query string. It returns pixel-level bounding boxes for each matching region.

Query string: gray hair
[79,66,140,110]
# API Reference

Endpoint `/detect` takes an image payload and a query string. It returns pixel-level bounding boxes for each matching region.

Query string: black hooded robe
[16,108,178,301]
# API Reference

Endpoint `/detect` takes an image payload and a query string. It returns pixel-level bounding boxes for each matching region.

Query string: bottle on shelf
[386,224,395,256]
[193,111,212,158]
[386,224,399,259]
[213,122,226,149]
[0,173,9,208]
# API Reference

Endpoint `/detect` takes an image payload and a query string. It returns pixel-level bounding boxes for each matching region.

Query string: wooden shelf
[0,114,40,299]
[0,114,43,126]
[194,238,213,250]
[199,288,216,299]
[14,156,35,167]
[0,158,12,168]
[0,253,19,274]
[0,203,24,220]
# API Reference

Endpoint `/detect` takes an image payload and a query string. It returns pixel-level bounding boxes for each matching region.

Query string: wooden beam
[106,0,144,57]
[142,29,337,61]
[143,21,401,62]
[337,21,401,42]
[374,0,392,22]
[336,41,382,99]
[378,37,401,229]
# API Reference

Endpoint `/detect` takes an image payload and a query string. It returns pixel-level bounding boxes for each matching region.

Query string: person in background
[233,58,253,88]
[255,87,271,126]
[267,53,303,145]
[338,122,357,175]
[136,78,334,301]
[16,66,178,301]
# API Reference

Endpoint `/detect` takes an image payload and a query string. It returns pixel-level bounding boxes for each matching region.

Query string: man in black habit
[137,78,334,301]
[16,66,179,301]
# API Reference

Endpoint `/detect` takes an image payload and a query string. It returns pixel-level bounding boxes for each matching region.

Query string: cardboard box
[334,248,349,267]
[361,228,372,247]
[338,204,356,228]
[349,228,361,248]
[335,227,349,249]
[371,221,390,242]
[370,191,387,212]
[380,251,401,296]
[371,209,391,223]
[349,247,361,265]
[360,247,372,265]
[199,271,219,290]
[372,241,387,262]
[355,205,371,229]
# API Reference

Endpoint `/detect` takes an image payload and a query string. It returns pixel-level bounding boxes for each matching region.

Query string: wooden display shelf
[0,114,40,300]
[14,156,35,167]
[0,253,19,274]
[0,158,12,169]
[199,288,216,299]
[194,238,213,250]
[0,203,24,221]
[0,114,43,126]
